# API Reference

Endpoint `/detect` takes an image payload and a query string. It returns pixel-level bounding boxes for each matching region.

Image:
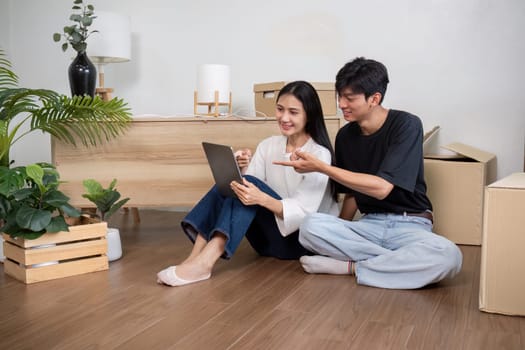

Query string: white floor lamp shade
[87,11,131,99]
[88,11,131,64]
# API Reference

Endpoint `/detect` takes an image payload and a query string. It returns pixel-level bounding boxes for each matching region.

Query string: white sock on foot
[300,255,352,275]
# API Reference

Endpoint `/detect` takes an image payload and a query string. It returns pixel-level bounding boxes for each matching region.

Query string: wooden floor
[1,209,524,350]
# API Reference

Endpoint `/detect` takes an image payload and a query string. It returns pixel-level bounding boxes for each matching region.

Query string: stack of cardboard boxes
[424,143,524,316]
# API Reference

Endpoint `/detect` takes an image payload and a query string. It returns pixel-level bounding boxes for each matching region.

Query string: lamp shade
[197,64,231,103]
[87,11,131,64]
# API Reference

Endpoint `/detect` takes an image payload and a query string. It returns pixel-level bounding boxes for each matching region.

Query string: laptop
[202,142,243,197]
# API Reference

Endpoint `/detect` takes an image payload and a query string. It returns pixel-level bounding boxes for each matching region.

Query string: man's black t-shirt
[335,109,432,214]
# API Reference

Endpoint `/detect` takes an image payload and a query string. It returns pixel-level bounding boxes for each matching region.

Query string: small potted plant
[53,0,98,96]
[81,178,130,261]
[0,163,109,283]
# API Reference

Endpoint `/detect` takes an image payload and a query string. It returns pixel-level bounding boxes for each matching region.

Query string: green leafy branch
[53,0,97,53]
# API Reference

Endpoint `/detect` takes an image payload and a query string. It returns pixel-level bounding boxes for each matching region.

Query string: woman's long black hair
[277,81,337,201]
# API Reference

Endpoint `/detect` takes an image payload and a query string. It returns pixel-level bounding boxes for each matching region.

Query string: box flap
[488,172,525,189]
[423,126,440,147]
[442,143,496,163]
[253,82,286,92]
[310,82,335,91]
[254,81,335,93]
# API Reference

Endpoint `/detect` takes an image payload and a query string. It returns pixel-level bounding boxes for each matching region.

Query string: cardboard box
[254,82,337,117]
[479,172,525,315]
[424,143,497,245]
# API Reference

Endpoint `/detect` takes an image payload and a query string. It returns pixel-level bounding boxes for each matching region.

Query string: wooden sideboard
[52,116,342,208]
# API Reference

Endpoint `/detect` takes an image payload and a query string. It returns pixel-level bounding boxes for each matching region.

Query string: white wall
[3,0,525,178]
[0,2,9,46]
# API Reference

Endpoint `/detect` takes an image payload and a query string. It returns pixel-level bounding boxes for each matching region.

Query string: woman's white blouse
[246,135,339,236]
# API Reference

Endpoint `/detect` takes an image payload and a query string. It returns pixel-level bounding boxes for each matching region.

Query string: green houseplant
[0,163,81,240]
[53,0,97,53]
[0,48,132,168]
[81,178,129,222]
[0,163,110,282]
[82,178,129,261]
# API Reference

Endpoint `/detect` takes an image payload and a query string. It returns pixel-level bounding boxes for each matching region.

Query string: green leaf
[46,215,69,233]
[82,16,93,27]
[105,197,130,220]
[15,206,52,232]
[43,189,71,207]
[0,195,11,220]
[71,31,83,44]
[60,203,81,218]
[25,163,45,188]
[70,14,82,22]
[22,231,45,240]
[53,33,61,42]
[0,166,24,196]
[12,188,33,201]
[82,178,103,195]
[64,26,75,35]
[2,214,22,237]
[72,42,87,52]
[42,173,60,188]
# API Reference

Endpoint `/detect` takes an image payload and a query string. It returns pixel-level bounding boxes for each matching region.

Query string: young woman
[157,81,339,287]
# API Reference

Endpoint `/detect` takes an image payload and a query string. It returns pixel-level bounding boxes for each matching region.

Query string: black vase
[68,51,96,97]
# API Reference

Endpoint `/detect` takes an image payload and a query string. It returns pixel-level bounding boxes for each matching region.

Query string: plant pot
[68,51,96,97]
[106,227,123,262]
[0,235,4,263]
[2,218,108,284]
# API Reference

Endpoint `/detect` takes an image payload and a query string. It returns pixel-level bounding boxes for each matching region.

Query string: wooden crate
[2,219,108,284]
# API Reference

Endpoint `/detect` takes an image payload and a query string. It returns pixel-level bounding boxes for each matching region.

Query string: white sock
[300,255,353,275]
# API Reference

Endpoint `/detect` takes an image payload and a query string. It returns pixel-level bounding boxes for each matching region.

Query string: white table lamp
[87,11,131,101]
[194,64,232,117]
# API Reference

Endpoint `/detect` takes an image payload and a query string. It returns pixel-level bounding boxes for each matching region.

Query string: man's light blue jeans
[299,212,463,289]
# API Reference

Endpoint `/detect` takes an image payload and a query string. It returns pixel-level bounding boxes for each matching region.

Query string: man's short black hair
[335,57,390,103]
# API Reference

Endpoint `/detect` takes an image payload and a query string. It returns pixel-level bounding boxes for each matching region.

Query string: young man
[274,57,462,289]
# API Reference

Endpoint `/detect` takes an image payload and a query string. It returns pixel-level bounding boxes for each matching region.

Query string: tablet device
[202,142,243,197]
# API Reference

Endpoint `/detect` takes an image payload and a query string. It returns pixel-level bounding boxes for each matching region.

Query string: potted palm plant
[81,178,130,261]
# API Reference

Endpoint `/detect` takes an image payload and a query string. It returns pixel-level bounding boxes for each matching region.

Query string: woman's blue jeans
[181,175,309,259]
